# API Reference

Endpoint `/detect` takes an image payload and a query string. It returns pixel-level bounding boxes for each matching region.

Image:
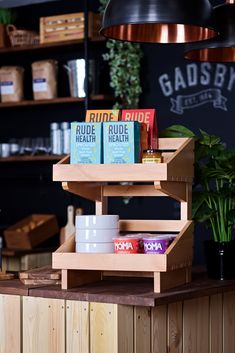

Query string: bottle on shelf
[50,122,62,155]
[61,122,71,155]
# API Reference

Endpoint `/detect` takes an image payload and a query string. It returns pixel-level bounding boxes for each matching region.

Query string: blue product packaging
[70,122,102,164]
[103,121,140,164]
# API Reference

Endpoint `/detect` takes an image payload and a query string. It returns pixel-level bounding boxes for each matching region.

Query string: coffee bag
[32,60,58,100]
[0,66,24,102]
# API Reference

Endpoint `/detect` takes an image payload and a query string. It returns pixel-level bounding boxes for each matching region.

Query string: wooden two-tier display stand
[52,138,194,293]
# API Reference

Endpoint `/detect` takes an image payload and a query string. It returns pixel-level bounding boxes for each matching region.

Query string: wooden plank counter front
[1,274,235,353]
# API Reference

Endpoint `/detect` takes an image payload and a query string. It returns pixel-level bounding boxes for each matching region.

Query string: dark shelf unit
[0,155,65,163]
[0,37,105,55]
[0,95,114,108]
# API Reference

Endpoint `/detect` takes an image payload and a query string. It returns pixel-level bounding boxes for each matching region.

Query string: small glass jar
[142,149,162,163]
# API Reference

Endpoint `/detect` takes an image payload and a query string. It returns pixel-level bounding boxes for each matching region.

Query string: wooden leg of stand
[154,267,192,293]
[61,269,102,290]
[96,186,108,215]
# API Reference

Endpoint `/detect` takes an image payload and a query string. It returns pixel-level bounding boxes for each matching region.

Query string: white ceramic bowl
[76,215,119,229]
[76,228,119,243]
[75,242,114,253]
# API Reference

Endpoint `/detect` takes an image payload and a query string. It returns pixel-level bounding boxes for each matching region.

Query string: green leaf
[192,193,207,218]
[199,129,221,146]
[228,209,235,225]
[0,8,17,24]
[159,125,195,138]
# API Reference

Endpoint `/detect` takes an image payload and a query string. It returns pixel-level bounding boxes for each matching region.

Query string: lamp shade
[185,1,235,62]
[0,0,60,8]
[100,0,217,44]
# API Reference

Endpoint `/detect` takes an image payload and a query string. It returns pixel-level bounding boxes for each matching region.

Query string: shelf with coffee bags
[52,137,195,293]
[0,95,114,109]
[0,155,66,162]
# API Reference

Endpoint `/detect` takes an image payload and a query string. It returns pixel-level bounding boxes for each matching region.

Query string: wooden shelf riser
[62,182,190,203]
[53,138,194,183]
[53,221,193,272]
[60,267,192,293]
[52,138,194,293]
[154,267,192,293]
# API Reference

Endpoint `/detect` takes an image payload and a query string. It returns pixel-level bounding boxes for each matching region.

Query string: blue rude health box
[103,121,140,164]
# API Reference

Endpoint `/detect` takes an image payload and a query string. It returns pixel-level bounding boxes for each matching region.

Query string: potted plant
[0,8,17,48]
[161,125,235,279]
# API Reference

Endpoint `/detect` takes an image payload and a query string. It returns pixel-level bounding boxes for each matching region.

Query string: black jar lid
[143,149,161,153]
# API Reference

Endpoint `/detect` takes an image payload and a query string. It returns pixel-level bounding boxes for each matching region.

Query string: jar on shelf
[142,149,162,163]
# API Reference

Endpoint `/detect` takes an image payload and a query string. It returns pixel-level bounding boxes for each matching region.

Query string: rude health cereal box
[70,122,102,164]
[121,109,158,149]
[103,121,140,164]
[85,109,120,122]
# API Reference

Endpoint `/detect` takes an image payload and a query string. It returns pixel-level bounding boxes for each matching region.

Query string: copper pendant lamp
[0,0,59,7]
[100,0,218,44]
[185,0,235,62]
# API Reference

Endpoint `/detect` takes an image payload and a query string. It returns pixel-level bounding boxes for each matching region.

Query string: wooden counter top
[1,271,235,306]
[0,279,30,296]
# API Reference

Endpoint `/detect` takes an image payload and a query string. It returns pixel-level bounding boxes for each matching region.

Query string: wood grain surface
[1,286,235,353]
[19,266,61,280]
[0,294,21,353]
[1,272,235,308]
[23,296,65,353]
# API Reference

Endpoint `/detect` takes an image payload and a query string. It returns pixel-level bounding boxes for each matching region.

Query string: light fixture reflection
[100,0,218,44]
[185,0,235,62]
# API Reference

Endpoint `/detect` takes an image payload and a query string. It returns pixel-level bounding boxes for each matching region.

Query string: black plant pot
[204,240,235,280]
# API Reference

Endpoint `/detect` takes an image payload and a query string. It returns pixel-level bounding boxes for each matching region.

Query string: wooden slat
[103,185,166,197]
[56,234,75,253]
[154,268,189,293]
[66,301,89,353]
[95,193,108,215]
[20,252,52,271]
[151,305,167,353]
[90,302,118,353]
[209,294,222,353]
[181,183,192,220]
[23,296,65,353]
[0,294,21,353]
[158,138,190,150]
[183,297,209,353]
[167,138,194,179]
[57,155,69,165]
[168,302,183,353]
[19,266,61,280]
[103,271,153,278]
[154,181,187,202]
[63,182,102,201]
[53,253,167,272]
[223,291,235,353]
[166,222,193,269]
[61,269,102,290]
[120,219,188,232]
[53,163,168,182]
[134,307,151,353]
[117,305,134,353]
